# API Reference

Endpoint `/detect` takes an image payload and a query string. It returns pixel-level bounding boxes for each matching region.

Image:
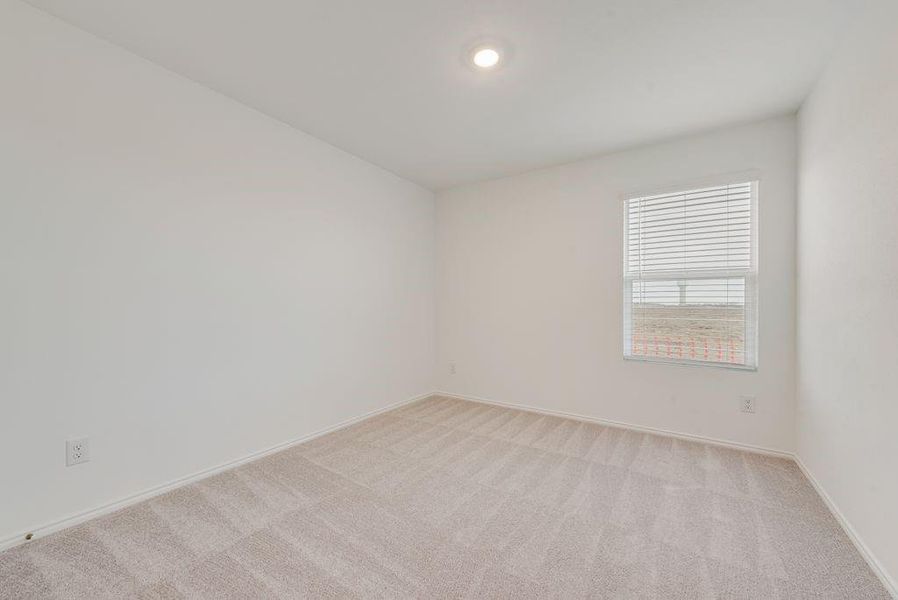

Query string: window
[623,180,758,369]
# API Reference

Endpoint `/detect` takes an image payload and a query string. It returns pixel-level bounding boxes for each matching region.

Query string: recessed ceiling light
[472,47,500,69]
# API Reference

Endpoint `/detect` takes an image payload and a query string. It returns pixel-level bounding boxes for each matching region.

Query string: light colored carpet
[0,395,889,599]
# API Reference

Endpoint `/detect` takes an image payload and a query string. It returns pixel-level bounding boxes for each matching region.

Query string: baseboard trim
[5,390,893,597]
[433,390,793,458]
[793,456,897,598]
[0,391,432,553]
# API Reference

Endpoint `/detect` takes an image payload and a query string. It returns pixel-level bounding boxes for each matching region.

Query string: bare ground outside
[630,304,745,364]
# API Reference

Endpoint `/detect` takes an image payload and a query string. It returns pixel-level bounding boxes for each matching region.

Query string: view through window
[623,181,758,368]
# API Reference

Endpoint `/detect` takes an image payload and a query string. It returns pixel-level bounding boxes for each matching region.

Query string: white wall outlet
[449,362,457,375]
[739,395,756,414]
[66,438,90,466]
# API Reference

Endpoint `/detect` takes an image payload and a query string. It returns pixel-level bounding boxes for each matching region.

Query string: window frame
[621,176,759,371]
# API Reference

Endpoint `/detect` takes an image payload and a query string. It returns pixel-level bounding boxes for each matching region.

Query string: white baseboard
[793,456,897,598]
[433,390,793,458]
[5,389,893,598]
[0,391,432,553]
[434,389,895,598]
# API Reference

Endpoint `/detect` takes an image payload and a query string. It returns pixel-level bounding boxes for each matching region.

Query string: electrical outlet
[449,362,457,375]
[739,395,756,414]
[66,438,90,466]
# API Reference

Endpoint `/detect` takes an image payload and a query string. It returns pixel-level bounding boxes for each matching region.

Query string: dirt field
[629,304,745,363]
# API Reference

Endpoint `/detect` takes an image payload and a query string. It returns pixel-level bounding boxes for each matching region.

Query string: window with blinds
[623,180,758,369]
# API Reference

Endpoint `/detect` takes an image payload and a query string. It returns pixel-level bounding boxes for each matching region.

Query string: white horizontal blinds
[623,181,757,367]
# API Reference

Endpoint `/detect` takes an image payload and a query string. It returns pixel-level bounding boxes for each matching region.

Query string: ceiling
[27,0,861,190]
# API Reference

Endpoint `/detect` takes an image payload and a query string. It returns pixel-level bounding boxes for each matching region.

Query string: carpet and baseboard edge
[436,389,897,598]
[433,390,793,458]
[0,391,432,553]
[793,455,897,598]
[3,389,894,597]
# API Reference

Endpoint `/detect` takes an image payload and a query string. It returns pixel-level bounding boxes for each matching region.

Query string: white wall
[797,0,898,589]
[0,0,434,544]
[436,116,797,452]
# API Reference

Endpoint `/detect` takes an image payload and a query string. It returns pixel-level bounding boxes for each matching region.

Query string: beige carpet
[0,395,889,599]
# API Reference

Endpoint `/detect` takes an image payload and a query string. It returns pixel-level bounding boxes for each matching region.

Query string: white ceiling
[27,0,861,190]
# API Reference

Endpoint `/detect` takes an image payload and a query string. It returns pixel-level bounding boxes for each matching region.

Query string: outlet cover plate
[739,395,756,414]
[66,438,90,466]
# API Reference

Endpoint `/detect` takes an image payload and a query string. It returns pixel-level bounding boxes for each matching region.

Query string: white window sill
[624,354,757,372]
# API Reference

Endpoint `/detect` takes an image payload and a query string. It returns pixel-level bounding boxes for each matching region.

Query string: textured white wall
[0,1,434,543]
[436,116,797,452]
[797,0,898,589]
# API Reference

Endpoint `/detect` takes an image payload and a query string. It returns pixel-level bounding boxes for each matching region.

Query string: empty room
[1,0,896,598]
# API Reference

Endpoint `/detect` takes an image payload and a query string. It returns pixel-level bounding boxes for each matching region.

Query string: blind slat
[632,208,751,227]
[632,185,751,206]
